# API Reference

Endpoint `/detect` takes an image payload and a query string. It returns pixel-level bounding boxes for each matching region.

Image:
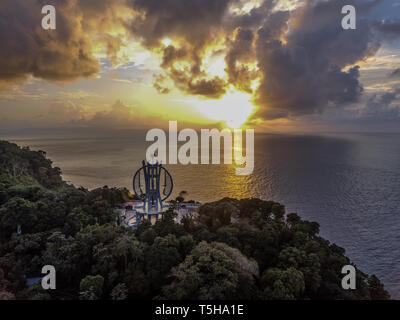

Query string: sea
[2,129,400,298]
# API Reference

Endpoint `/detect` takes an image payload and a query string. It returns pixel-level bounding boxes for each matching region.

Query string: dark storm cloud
[375,19,400,38]
[0,0,132,90]
[127,0,235,47]
[225,28,256,93]
[225,9,291,95]
[169,68,227,98]
[357,89,400,122]
[161,46,188,68]
[152,43,228,98]
[227,0,275,30]
[389,68,400,78]
[153,74,171,94]
[76,0,129,66]
[130,0,384,117]
[0,0,394,125]
[128,0,237,99]
[186,77,227,98]
[253,0,380,120]
[0,0,100,89]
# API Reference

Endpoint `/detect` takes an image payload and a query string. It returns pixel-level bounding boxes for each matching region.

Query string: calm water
[3,131,400,298]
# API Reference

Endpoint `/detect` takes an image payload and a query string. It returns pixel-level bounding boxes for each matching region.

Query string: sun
[192,89,256,129]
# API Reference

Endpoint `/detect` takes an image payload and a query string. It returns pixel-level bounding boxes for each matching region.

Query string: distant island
[0,140,390,300]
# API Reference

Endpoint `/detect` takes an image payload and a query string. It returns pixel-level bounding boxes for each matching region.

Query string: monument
[132,160,173,222]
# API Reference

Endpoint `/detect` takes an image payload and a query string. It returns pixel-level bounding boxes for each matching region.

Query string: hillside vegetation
[0,141,390,300]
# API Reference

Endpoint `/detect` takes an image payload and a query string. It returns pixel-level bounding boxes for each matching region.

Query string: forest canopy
[0,141,390,300]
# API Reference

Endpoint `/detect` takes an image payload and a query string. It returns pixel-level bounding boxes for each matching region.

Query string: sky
[1,0,400,133]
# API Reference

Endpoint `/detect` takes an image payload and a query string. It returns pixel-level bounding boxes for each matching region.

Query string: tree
[23,283,51,300]
[79,275,104,300]
[215,226,240,248]
[145,235,182,292]
[0,268,15,300]
[176,190,188,203]
[153,209,186,238]
[198,199,240,231]
[162,241,258,300]
[261,267,305,300]
[368,275,391,300]
[110,283,128,300]
[0,197,37,238]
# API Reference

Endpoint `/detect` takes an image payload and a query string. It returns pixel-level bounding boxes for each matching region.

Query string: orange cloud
[0,0,390,128]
